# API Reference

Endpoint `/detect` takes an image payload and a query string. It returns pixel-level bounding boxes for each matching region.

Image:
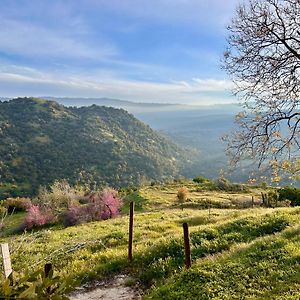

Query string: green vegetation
[1,267,74,300]
[147,225,300,299]
[278,187,300,206]
[0,97,187,199]
[0,181,300,299]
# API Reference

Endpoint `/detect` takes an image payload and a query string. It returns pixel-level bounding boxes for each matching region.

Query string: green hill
[0,97,187,198]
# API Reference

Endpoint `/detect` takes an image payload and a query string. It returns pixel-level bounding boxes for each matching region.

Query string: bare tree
[223,0,300,180]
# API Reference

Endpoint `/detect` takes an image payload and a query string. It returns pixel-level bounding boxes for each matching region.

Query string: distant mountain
[43,96,188,113]
[0,98,188,199]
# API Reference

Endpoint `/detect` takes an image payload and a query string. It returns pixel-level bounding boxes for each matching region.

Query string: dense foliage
[0,98,187,199]
[278,187,300,207]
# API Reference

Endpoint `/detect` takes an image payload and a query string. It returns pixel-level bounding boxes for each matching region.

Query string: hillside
[0,98,188,198]
[1,180,299,299]
[44,97,274,182]
[41,97,245,180]
[2,97,248,180]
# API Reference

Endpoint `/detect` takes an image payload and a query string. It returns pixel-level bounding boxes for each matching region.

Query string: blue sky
[0,0,241,104]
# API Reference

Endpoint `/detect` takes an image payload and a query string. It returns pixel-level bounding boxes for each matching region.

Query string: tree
[223,0,300,181]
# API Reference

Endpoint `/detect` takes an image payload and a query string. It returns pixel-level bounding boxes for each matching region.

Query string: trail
[69,275,142,300]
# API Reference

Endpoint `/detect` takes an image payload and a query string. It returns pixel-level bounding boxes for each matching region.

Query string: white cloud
[0,18,117,60]
[0,65,235,104]
[192,78,234,91]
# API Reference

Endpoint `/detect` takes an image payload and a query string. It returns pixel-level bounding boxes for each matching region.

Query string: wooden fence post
[261,192,268,207]
[44,263,52,277]
[128,202,134,262]
[183,223,191,269]
[44,263,53,294]
[1,243,12,279]
[252,196,254,208]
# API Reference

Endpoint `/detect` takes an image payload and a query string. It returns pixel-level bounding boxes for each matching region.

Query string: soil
[69,275,142,300]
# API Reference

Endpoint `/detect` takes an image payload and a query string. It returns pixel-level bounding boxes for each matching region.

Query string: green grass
[147,224,300,299]
[139,182,264,210]
[0,212,25,236]
[0,181,299,299]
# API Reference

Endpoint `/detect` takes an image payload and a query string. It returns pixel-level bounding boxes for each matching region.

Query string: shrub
[214,177,246,192]
[264,190,291,208]
[34,180,84,214]
[177,187,188,208]
[278,187,300,206]
[122,192,146,213]
[23,205,54,229]
[88,188,122,220]
[0,267,74,299]
[118,186,138,197]
[193,176,208,184]
[100,188,122,218]
[62,188,122,227]
[62,204,90,226]
[3,197,32,213]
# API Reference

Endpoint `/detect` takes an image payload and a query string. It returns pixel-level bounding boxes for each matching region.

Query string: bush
[88,188,122,220]
[23,205,55,229]
[62,188,122,227]
[101,188,122,218]
[193,176,208,184]
[62,204,90,226]
[34,180,84,214]
[122,192,146,213]
[22,186,122,228]
[177,187,188,208]
[0,267,74,299]
[278,187,300,206]
[264,190,291,208]
[214,178,246,192]
[2,197,32,213]
[118,185,138,196]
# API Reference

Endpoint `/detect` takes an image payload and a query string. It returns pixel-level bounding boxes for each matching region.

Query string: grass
[139,181,264,210]
[0,181,299,299]
[147,224,300,299]
[0,212,25,236]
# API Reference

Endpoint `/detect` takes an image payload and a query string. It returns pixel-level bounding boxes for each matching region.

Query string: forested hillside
[0,98,187,198]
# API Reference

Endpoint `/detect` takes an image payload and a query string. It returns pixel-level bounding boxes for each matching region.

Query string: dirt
[69,275,142,300]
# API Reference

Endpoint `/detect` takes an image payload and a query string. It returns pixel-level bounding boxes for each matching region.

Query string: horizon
[0,95,240,108]
[0,0,240,105]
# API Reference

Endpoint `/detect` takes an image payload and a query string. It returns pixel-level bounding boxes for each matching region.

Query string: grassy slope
[147,225,300,299]
[0,182,299,299]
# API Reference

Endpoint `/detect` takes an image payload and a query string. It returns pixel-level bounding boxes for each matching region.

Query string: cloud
[0,0,238,103]
[191,78,234,91]
[0,18,117,60]
[0,64,235,104]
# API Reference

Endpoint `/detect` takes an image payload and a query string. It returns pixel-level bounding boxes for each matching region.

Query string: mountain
[42,96,193,113]
[0,97,188,199]
[52,97,260,181]
[40,97,242,180]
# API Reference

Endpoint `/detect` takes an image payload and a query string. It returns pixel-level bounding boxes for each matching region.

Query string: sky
[0,0,241,104]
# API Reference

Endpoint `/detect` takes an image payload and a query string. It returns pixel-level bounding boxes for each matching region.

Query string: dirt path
[69,275,142,300]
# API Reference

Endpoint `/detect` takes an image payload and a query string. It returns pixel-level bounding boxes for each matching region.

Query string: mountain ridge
[0,97,188,199]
